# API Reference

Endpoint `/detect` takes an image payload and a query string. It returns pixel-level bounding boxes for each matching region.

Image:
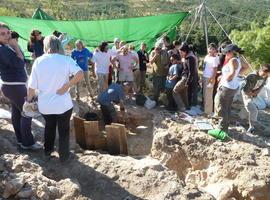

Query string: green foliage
[0,7,19,16]
[0,0,270,56]
[231,17,270,68]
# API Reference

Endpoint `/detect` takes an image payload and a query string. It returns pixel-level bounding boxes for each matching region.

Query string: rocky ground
[0,86,270,200]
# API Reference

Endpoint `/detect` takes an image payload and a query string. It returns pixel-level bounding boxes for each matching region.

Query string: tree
[230,17,270,68]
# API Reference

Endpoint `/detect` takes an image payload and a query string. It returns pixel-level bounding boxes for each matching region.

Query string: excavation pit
[73,106,154,156]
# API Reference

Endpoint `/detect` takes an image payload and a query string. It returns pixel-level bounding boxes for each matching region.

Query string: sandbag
[253,96,266,110]
[0,108,11,119]
[144,97,156,110]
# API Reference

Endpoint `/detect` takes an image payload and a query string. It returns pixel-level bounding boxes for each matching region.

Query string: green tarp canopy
[32,8,55,20]
[0,12,189,59]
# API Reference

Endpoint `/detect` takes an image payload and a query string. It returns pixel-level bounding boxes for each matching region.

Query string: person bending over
[97,83,131,125]
[242,64,270,133]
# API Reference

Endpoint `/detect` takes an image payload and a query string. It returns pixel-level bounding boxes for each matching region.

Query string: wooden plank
[112,123,128,155]
[73,116,86,149]
[84,121,99,150]
[105,125,121,155]
[94,134,107,151]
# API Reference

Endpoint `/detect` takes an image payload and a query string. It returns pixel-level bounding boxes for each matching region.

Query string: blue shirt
[98,83,125,106]
[0,45,27,82]
[165,64,178,88]
[27,39,44,58]
[71,48,93,71]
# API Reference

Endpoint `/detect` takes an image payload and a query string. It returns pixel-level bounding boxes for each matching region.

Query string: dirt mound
[1,90,270,199]
[151,117,270,200]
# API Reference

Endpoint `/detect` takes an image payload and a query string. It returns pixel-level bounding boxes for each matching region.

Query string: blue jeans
[1,85,35,146]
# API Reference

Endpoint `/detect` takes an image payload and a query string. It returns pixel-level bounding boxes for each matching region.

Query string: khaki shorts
[97,73,108,93]
[119,71,134,82]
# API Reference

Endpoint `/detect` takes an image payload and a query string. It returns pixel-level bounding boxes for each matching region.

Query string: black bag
[135,94,147,106]
[84,112,98,121]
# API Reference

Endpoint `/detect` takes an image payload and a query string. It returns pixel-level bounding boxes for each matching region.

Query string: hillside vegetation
[0,0,270,63]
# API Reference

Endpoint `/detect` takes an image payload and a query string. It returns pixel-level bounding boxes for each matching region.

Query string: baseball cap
[222,44,242,54]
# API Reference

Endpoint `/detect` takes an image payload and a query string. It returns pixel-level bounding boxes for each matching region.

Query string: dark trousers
[42,108,73,161]
[187,82,198,108]
[1,85,34,146]
[153,75,166,102]
[166,88,177,109]
[100,103,117,125]
[214,86,237,132]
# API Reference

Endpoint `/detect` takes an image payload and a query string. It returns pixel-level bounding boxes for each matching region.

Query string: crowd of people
[1,22,270,163]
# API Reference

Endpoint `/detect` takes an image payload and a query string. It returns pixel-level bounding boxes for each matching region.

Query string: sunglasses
[0,30,11,36]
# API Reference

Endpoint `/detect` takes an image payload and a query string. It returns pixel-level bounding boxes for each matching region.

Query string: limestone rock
[3,177,25,198]
[16,187,35,199]
[203,181,234,200]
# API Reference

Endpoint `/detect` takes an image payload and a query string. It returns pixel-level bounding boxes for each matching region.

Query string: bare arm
[225,59,238,81]
[210,67,218,83]
[169,75,178,81]
[149,51,157,64]
[57,70,84,95]
[133,56,139,66]
[111,56,118,68]
[119,100,125,111]
[9,39,24,60]
[239,55,249,75]
[27,88,36,102]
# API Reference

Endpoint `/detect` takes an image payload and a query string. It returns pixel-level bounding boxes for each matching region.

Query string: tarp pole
[201,0,209,51]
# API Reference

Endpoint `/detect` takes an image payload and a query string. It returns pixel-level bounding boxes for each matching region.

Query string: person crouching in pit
[242,64,270,134]
[97,83,132,125]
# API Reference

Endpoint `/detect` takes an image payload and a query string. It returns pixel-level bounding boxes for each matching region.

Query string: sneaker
[44,151,57,161]
[247,126,255,134]
[20,143,43,150]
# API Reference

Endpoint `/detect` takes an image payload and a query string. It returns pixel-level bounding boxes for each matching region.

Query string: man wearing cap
[241,64,270,134]
[149,42,169,103]
[214,44,243,133]
[97,83,131,125]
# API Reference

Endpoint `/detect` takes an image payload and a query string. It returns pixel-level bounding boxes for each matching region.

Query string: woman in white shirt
[93,42,113,94]
[27,35,83,162]
[202,43,219,116]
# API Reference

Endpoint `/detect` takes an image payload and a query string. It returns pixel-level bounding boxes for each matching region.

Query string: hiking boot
[20,143,43,150]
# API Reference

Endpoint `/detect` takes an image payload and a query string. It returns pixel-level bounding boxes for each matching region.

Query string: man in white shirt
[202,43,219,115]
